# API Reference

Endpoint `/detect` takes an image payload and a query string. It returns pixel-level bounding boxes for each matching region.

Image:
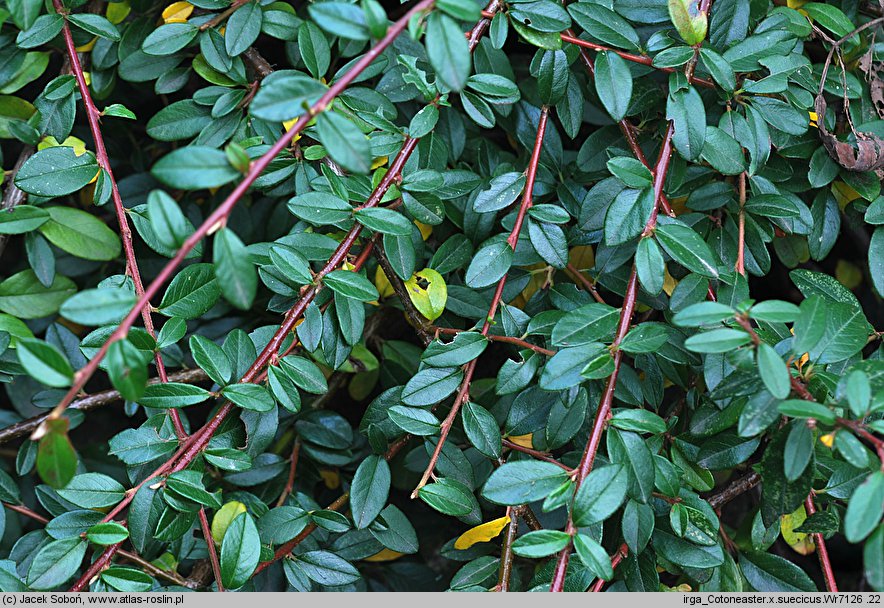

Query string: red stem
[40,0,435,428]
[589,544,628,592]
[550,64,683,593]
[433,327,555,356]
[198,509,224,592]
[502,439,571,471]
[276,438,301,507]
[412,106,551,497]
[51,0,187,440]
[70,543,121,592]
[560,34,716,89]
[804,496,838,592]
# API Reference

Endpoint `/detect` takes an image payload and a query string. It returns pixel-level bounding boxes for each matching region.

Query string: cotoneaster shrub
[0,0,882,594]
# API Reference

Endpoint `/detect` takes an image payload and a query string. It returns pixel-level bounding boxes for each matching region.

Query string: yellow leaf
[83,72,92,86]
[508,433,533,449]
[107,0,132,24]
[662,266,678,296]
[809,111,818,128]
[415,221,432,241]
[832,181,861,210]
[787,0,808,9]
[820,432,835,448]
[75,37,97,53]
[668,195,689,216]
[453,515,511,550]
[320,469,340,489]
[363,548,404,562]
[518,262,548,305]
[162,1,194,23]
[39,135,89,157]
[374,266,395,299]
[781,505,815,555]
[405,268,447,322]
[835,260,862,290]
[371,155,388,170]
[568,245,595,271]
[211,501,246,545]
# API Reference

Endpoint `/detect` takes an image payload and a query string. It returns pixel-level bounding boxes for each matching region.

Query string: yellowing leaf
[320,469,340,489]
[568,245,595,274]
[415,221,432,241]
[781,505,815,556]
[808,111,818,128]
[662,266,678,296]
[39,136,89,157]
[820,432,835,448]
[162,1,194,23]
[453,515,511,550]
[405,268,447,322]
[107,0,132,24]
[211,501,246,545]
[75,37,97,53]
[787,0,808,8]
[832,181,861,210]
[374,266,395,299]
[835,260,862,290]
[363,548,405,562]
[371,155,388,170]
[519,262,548,305]
[508,433,533,449]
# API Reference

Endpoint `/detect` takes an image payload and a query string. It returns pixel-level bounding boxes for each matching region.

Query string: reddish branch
[433,326,555,356]
[198,510,224,591]
[276,438,301,507]
[502,439,571,471]
[805,496,838,592]
[199,0,251,30]
[560,35,716,89]
[40,0,436,428]
[412,106,551,497]
[497,507,518,592]
[736,172,747,275]
[549,6,713,587]
[589,543,628,592]
[566,263,606,304]
[52,0,187,440]
[567,30,675,218]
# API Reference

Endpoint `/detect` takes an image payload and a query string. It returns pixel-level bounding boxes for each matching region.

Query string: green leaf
[68,13,120,41]
[189,334,232,386]
[39,207,121,261]
[220,512,260,589]
[574,533,613,580]
[317,111,371,174]
[666,86,706,161]
[138,382,212,408]
[511,530,571,558]
[143,22,198,55]
[473,172,526,213]
[60,287,136,326]
[57,473,126,509]
[324,269,378,301]
[107,339,149,402]
[15,146,98,197]
[757,343,790,399]
[152,146,239,190]
[594,51,632,121]
[26,538,87,590]
[388,406,440,436]
[86,522,129,546]
[685,328,751,353]
[654,223,719,278]
[16,14,63,49]
[223,383,275,412]
[422,332,488,367]
[740,551,816,591]
[279,355,328,394]
[462,401,501,459]
[225,0,262,56]
[482,461,569,505]
[355,208,413,236]
[401,366,463,407]
[573,464,628,526]
[297,551,361,586]
[845,471,884,543]
[0,205,49,234]
[250,72,327,122]
[426,13,470,92]
[17,338,72,387]
[158,263,220,319]
[147,190,191,250]
[418,478,475,516]
[350,455,391,529]
[568,4,640,51]
[37,421,77,489]
[308,2,368,40]
[101,567,152,592]
[0,270,76,319]
[214,228,257,310]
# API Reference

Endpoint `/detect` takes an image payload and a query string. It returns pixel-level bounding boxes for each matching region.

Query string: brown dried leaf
[815,94,884,171]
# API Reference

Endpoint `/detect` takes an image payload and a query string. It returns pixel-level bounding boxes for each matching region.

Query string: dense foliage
[0,0,882,594]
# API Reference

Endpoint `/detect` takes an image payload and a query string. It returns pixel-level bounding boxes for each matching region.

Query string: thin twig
[276,438,301,507]
[805,495,838,592]
[375,245,433,346]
